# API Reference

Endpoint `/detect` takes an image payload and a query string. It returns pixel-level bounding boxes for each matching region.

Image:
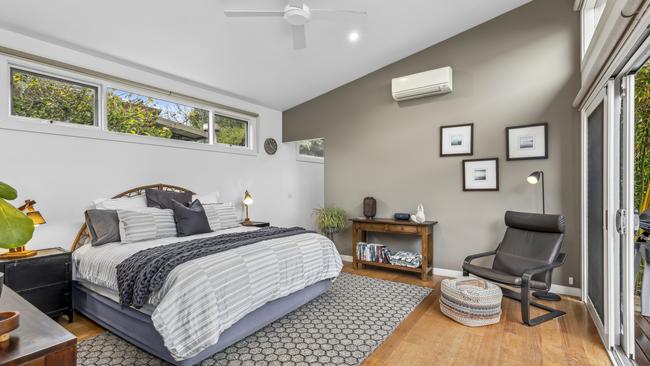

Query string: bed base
[73,280,332,366]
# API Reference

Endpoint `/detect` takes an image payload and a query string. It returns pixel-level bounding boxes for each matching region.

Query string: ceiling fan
[224,0,367,50]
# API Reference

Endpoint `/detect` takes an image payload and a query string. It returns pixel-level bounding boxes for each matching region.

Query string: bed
[70,184,342,366]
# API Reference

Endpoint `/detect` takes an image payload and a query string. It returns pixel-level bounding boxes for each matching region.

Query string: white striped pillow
[117,208,177,243]
[204,203,239,229]
[202,204,223,231]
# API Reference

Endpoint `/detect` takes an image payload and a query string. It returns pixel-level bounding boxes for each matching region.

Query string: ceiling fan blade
[224,10,284,17]
[292,25,306,50]
[310,9,368,22]
[310,9,368,16]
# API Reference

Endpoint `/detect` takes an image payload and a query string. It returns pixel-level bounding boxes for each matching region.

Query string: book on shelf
[357,242,423,268]
[356,242,390,263]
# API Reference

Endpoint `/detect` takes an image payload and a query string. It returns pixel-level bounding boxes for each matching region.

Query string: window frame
[103,84,213,145]
[7,61,103,129]
[296,138,325,164]
[580,0,607,60]
[0,54,259,156]
[213,111,255,151]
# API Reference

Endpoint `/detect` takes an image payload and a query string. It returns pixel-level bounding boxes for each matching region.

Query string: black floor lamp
[527,171,545,214]
[527,170,561,301]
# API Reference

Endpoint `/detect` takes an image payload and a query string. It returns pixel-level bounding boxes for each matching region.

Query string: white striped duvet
[72,226,342,361]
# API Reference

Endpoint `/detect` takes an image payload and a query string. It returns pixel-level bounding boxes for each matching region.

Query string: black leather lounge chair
[462,211,567,326]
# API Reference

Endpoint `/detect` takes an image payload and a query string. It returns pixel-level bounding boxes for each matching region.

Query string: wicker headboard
[70,183,195,252]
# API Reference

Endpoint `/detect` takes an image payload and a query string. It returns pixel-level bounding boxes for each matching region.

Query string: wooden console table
[351,218,437,280]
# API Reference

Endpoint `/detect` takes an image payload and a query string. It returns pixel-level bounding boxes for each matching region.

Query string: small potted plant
[0,182,30,340]
[314,206,347,240]
[0,182,35,262]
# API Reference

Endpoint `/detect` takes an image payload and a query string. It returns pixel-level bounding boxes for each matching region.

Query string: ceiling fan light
[348,31,360,43]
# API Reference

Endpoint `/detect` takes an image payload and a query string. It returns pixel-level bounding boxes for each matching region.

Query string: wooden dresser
[351,218,437,280]
[0,286,76,365]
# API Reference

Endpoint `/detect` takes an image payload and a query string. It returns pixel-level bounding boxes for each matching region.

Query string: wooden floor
[635,313,650,366]
[59,262,611,366]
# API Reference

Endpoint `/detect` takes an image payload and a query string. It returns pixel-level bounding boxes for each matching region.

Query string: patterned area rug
[77,272,432,366]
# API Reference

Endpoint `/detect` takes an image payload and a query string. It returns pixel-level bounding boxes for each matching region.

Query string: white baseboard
[549,284,581,297]
[340,255,581,297]
[432,268,463,278]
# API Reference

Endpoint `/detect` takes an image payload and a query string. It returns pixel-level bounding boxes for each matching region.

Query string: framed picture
[506,123,548,160]
[440,123,473,156]
[462,158,499,191]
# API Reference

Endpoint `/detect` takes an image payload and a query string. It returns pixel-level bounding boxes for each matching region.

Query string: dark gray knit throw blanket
[116,226,313,308]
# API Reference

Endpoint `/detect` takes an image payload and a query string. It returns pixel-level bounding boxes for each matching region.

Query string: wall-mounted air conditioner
[391,66,453,102]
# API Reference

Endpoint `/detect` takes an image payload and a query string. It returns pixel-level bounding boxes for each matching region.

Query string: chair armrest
[463,250,497,265]
[521,253,566,284]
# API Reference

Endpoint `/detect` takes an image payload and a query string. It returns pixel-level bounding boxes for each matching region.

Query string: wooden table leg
[420,229,428,280]
[428,231,434,281]
[352,225,358,269]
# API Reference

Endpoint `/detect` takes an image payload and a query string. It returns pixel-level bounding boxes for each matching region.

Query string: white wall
[0,29,324,251]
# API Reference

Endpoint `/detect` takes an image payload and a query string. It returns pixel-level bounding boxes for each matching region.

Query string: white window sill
[297,155,324,164]
[0,118,258,156]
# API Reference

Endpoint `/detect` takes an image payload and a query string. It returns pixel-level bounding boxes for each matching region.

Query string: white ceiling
[0,0,530,110]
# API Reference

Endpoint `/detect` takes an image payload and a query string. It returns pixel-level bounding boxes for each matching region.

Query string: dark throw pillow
[85,209,121,246]
[145,188,192,210]
[171,199,212,237]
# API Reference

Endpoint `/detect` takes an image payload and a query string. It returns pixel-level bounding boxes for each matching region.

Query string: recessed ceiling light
[348,31,360,43]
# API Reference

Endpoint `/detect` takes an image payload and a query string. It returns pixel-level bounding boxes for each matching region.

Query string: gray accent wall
[283,0,580,287]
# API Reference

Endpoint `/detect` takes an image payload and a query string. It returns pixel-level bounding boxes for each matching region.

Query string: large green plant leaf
[0,182,17,200]
[0,198,34,249]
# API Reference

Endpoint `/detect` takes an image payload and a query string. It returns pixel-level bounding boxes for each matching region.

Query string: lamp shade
[527,171,542,184]
[17,199,45,226]
[243,190,254,206]
[27,211,46,226]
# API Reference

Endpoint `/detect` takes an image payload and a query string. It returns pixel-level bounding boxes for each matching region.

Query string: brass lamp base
[0,246,37,259]
[242,218,253,226]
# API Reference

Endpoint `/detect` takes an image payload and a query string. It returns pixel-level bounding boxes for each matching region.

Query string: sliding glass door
[583,76,638,365]
[584,85,609,342]
[613,75,636,363]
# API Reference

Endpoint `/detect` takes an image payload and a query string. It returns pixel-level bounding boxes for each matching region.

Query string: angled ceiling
[0,0,530,110]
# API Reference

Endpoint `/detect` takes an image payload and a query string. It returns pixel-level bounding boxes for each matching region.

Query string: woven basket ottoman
[440,277,503,327]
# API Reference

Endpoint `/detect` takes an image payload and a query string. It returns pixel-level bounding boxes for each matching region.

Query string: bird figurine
[411,204,426,223]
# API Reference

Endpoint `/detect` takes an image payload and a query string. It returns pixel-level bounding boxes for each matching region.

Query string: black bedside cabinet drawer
[18,283,70,315]
[3,255,69,291]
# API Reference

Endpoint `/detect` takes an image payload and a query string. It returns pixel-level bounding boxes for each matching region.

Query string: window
[2,56,258,154]
[10,67,98,126]
[580,0,607,58]
[214,114,248,147]
[107,88,209,143]
[297,138,324,162]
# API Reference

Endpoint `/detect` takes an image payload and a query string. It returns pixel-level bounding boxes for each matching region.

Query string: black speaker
[394,213,410,221]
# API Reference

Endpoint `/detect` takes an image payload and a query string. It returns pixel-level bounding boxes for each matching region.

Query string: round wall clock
[264,138,278,155]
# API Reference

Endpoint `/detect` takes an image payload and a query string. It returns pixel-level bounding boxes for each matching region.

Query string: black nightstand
[242,221,270,227]
[0,248,72,322]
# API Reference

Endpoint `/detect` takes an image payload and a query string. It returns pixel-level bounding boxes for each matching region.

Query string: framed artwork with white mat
[440,123,473,157]
[462,158,499,191]
[506,123,548,160]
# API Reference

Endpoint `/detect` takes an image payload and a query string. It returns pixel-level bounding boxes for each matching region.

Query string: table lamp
[242,190,254,225]
[0,200,44,259]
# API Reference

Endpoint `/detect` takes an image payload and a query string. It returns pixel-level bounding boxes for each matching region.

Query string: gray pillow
[145,188,192,210]
[85,209,120,246]
[171,199,212,237]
